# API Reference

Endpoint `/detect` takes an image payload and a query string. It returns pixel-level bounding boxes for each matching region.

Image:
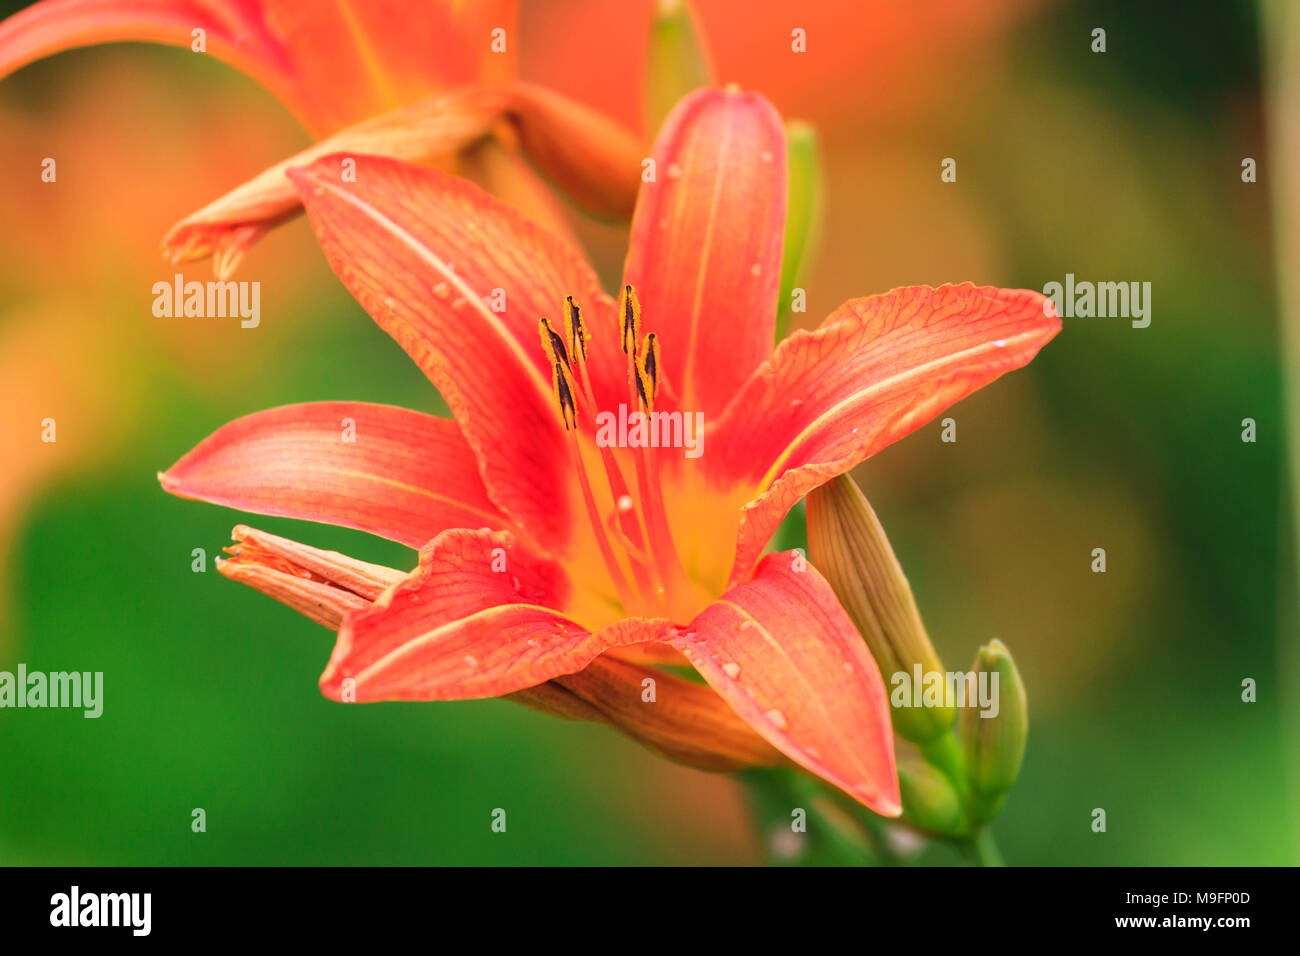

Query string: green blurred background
[0,0,1293,864]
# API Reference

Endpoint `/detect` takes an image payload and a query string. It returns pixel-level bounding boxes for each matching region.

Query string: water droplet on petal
[994,339,1007,348]
[432,281,450,298]
[750,262,761,277]
[666,163,683,179]
[463,655,479,669]
[722,662,741,679]
[764,708,788,730]
[616,494,634,512]
[739,619,754,631]
[760,151,774,163]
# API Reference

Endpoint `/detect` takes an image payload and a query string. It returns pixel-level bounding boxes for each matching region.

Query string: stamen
[538,290,698,621]
[566,296,588,363]
[640,333,661,407]
[562,298,660,608]
[539,316,572,373]
[552,361,578,431]
[621,284,640,356]
[545,349,647,615]
[620,286,696,621]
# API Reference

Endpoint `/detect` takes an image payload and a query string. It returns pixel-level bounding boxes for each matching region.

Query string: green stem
[963,828,1005,867]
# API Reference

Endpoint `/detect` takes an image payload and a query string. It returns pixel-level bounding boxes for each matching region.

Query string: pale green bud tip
[960,639,1028,819]
[806,474,952,743]
[645,0,713,133]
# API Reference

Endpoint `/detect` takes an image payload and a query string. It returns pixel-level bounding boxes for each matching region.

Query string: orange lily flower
[160,88,1060,814]
[0,0,515,134]
[0,0,642,275]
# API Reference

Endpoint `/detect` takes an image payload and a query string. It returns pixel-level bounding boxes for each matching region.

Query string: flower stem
[963,827,1004,867]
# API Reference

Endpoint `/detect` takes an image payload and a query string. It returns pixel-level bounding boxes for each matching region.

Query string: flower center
[538,285,696,622]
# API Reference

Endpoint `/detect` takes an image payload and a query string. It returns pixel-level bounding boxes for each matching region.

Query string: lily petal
[551,655,784,772]
[0,1,288,92]
[287,154,617,552]
[165,83,643,278]
[160,401,509,548]
[714,284,1061,582]
[320,529,673,701]
[670,551,900,815]
[0,0,517,134]
[623,86,787,419]
[256,0,517,130]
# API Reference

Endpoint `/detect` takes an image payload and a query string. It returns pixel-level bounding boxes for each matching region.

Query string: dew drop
[738,619,754,632]
[383,296,397,310]
[722,662,741,679]
[760,151,774,163]
[750,262,761,277]
[666,163,684,179]
[994,339,1007,348]
[616,494,634,512]
[526,638,541,649]
[764,708,788,730]
[463,655,479,669]
[432,281,451,298]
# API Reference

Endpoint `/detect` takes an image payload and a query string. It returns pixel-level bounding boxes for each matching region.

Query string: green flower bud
[644,0,713,133]
[776,120,822,341]
[898,758,963,835]
[807,473,954,742]
[959,639,1028,824]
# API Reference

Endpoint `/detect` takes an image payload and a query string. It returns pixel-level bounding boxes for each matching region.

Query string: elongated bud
[776,120,822,341]
[897,758,964,835]
[806,473,953,742]
[644,0,714,133]
[959,639,1028,824]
